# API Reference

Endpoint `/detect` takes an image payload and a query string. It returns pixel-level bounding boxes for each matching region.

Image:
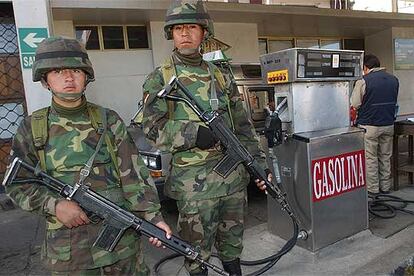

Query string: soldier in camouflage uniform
[6,37,172,275]
[142,1,269,275]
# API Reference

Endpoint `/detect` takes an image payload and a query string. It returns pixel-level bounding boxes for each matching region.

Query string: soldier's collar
[173,49,202,66]
[51,96,87,116]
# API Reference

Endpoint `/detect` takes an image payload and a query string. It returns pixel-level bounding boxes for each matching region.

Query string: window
[74,25,149,50]
[351,0,393,12]
[75,26,100,50]
[343,39,364,50]
[259,38,267,55]
[320,40,341,50]
[296,39,319,49]
[247,88,272,122]
[102,26,124,49]
[127,26,149,49]
[259,37,363,53]
[0,103,24,139]
[268,39,293,53]
[0,23,18,54]
[398,0,414,13]
[240,64,262,78]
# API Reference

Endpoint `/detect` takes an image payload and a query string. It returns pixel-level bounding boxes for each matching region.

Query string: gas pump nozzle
[275,98,287,115]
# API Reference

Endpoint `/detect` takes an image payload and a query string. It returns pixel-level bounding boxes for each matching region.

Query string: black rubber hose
[154,216,299,276]
[242,216,298,266]
[368,194,414,219]
[244,216,299,276]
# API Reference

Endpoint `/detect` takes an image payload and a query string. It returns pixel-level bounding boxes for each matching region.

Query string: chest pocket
[91,139,122,191]
[171,76,229,122]
[45,126,121,191]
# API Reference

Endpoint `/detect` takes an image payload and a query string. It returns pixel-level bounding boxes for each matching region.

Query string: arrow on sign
[23,33,45,48]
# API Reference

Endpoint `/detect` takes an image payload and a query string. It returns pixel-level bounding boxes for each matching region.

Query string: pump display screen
[297,50,361,78]
[260,48,363,83]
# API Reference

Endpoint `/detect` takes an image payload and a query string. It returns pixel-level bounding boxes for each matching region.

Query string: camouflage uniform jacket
[6,99,162,271]
[142,52,265,201]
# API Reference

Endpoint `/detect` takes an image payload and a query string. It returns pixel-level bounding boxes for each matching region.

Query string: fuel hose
[153,216,299,276]
[368,193,414,219]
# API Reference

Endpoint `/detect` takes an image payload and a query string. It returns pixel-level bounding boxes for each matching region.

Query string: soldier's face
[172,24,206,50]
[45,68,86,94]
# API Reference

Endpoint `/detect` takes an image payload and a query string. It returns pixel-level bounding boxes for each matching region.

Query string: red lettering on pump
[312,150,365,202]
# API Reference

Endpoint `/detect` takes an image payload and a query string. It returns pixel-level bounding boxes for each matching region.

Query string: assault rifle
[158,76,296,219]
[2,157,229,276]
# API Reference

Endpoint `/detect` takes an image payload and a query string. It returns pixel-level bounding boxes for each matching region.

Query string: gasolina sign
[312,150,366,202]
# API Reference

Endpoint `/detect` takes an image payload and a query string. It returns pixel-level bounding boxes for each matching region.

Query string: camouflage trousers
[50,252,149,276]
[176,189,247,274]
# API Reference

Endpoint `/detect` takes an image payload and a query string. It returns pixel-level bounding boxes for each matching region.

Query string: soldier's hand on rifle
[255,169,273,191]
[55,200,90,228]
[149,221,172,248]
[196,126,218,150]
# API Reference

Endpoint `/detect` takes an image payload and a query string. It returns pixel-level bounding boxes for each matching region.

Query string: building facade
[1,0,414,176]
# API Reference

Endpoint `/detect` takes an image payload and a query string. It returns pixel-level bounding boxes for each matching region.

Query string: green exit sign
[18,28,48,69]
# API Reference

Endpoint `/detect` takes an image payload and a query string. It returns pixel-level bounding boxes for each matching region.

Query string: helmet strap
[50,90,85,102]
[42,74,88,102]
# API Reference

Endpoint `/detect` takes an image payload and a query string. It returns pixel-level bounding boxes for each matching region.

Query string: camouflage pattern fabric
[6,98,162,273]
[177,190,247,273]
[142,50,266,201]
[50,248,149,276]
[32,36,94,82]
[164,0,214,40]
[142,50,265,272]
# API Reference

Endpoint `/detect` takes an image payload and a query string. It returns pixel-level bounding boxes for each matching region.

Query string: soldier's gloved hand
[55,199,90,228]
[196,126,217,150]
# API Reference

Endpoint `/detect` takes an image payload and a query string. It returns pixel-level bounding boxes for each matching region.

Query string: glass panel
[0,23,18,54]
[320,40,341,49]
[296,39,319,49]
[0,102,24,139]
[343,38,364,50]
[351,0,392,12]
[75,26,100,50]
[268,40,293,53]
[258,39,267,55]
[102,26,125,49]
[398,0,414,13]
[127,26,149,49]
[0,55,23,100]
[240,64,262,78]
[247,89,270,122]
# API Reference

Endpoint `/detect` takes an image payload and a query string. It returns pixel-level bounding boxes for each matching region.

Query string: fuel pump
[260,48,368,252]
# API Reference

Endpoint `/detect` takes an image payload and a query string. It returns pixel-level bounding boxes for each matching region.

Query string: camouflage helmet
[164,0,214,40]
[32,36,95,82]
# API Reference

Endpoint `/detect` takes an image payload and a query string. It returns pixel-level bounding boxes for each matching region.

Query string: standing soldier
[142,1,269,275]
[6,37,171,275]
